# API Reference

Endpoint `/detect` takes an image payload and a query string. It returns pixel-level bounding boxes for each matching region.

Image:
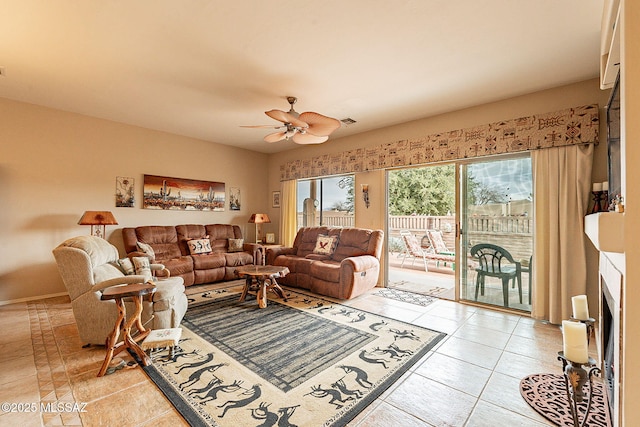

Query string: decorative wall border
[280,104,599,181]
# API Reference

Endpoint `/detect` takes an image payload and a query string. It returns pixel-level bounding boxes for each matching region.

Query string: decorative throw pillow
[136,241,156,260]
[228,238,244,253]
[117,257,135,275]
[132,256,152,281]
[313,234,339,255]
[187,238,212,255]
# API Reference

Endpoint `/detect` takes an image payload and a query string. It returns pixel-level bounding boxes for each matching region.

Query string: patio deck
[387,251,532,312]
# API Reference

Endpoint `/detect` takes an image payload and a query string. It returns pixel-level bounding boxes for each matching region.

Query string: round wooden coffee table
[235,265,290,308]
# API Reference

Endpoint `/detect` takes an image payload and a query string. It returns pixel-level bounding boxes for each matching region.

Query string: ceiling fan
[243,97,341,144]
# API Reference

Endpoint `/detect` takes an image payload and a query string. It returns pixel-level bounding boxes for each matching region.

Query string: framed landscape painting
[143,174,225,211]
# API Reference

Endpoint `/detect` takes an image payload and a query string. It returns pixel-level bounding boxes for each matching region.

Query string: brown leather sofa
[122,224,262,287]
[265,226,384,299]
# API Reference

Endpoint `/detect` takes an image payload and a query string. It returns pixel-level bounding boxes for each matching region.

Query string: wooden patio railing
[297,212,533,262]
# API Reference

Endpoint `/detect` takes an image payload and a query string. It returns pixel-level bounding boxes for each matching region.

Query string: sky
[297,176,349,211]
[469,158,532,201]
[296,157,532,212]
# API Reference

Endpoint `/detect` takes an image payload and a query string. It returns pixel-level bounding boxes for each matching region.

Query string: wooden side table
[235,265,289,308]
[97,282,156,377]
[260,244,283,265]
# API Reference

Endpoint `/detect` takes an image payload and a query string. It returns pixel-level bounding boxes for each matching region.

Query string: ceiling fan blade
[264,131,287,143]
[298,112,341,136]
[240,125,284,129]
[292,133,329,145]
[265,109,309,128]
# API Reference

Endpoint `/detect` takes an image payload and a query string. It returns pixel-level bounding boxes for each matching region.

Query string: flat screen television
[607,72,621,207]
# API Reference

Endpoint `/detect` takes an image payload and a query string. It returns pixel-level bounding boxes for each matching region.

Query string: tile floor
[0,283,595,426]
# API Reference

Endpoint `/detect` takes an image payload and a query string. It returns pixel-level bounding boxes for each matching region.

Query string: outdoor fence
[387,215,532,263]
[298,212,533,263]
[298,212,532,235]
[297,211,355,228]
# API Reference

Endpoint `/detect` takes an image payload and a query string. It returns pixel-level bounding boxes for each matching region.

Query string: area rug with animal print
[140,284,446,427]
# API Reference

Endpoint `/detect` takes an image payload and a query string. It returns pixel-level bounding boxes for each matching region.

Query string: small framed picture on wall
[265,233,275,244]
[272,191,280,208]
[229,187,241,210]
[116,176,135,208]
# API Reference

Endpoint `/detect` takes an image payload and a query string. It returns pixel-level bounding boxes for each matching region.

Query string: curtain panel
[279,180,298,247]
[532,144,594,323]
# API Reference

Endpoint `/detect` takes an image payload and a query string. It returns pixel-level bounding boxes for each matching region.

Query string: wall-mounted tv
[607,72,621,207]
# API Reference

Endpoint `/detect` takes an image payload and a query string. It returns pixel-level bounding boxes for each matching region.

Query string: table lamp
[78,211,118,239]
[248,213,271,243]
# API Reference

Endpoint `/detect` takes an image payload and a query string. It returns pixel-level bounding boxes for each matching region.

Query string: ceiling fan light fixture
[284,128,296,139]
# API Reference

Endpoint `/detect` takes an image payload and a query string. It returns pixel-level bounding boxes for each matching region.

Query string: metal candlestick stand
[557,351,601,427]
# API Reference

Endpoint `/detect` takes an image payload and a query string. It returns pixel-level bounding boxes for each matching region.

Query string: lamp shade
[78,211,118,225]
[248,213,271,224]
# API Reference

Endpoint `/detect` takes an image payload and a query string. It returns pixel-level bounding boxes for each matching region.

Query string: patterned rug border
[139,358,209,427]
[374,288,437,307]
[141,286,447,427]
[387,281,450,298]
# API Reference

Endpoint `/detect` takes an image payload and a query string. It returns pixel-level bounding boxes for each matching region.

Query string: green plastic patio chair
[470,243,522,308]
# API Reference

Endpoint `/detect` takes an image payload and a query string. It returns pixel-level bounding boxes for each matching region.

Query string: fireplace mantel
[584,212,625,253]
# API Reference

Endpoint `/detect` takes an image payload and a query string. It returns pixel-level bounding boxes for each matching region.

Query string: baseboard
[0,291,68,306]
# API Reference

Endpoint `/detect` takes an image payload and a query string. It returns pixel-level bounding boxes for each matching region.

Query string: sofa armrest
[338,255,381,298]
[151,264,170,277]
[243,243,263,265]
[265,246,296,265]
[340,255,380,272]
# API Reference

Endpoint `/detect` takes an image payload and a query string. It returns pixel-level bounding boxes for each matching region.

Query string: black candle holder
[591,191,603,214]
[557,352,601,427]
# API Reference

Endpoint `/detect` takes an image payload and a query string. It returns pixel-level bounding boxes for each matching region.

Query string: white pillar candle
[562,320,589,364]
[572,295,590,320]
[602,181,609,191]
[593,182,603,192]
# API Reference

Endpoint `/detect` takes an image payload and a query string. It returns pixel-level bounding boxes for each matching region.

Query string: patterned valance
[280,104,599,181]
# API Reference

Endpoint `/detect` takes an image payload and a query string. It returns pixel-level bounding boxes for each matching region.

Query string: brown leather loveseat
[122,224,262,287]
[265,226,384,299]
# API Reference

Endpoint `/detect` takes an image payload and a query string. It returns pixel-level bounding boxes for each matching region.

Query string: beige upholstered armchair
[52,235,188,345]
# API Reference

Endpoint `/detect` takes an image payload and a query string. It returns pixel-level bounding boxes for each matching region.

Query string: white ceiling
[0,0,604,154]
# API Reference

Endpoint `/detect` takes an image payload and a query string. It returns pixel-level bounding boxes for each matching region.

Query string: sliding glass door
[386,164,456,300]
[459,155,533,312]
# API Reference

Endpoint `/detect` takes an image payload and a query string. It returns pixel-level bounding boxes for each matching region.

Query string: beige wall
[0,98,268,303]
[267,78,610,314]
[621,0,640,424]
